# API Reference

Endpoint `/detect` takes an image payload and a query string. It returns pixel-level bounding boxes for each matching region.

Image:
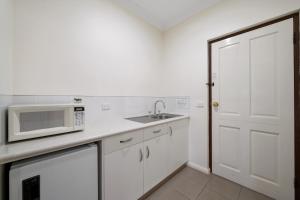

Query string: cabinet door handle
[146,146,150,158]
[120,138,133,143]
[153,129,161,134]
[139,149,143,162]
[169,126,173,136]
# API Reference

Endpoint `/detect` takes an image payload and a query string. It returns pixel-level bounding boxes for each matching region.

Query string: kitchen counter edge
[0,115,190,165]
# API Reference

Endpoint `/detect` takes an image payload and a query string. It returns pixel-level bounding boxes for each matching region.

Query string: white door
[212,18,294,200]
[144,135,168,193]
[167,119,189,174]
[104,143,144,200]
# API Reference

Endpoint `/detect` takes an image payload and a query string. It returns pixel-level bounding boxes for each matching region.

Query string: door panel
[250,130,278,183]
[249,33,278,117]
[212,35,245,185]
[212,19,294,200]
[143,135,168,193]
[219,42,242,115]
[167,120,189,174]
[219,125,240,171]
[104,143,144,200]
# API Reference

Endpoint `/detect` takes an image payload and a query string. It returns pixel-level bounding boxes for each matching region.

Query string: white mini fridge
[9,144,98,200]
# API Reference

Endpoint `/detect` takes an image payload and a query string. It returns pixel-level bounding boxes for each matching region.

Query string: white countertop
[0,115,189,165]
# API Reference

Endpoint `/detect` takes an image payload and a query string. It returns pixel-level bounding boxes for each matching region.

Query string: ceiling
[112,0,223,30]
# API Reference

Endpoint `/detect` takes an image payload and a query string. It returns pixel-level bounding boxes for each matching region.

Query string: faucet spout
[154,100,166,115]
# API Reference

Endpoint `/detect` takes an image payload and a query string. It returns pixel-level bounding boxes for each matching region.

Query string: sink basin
[126,113,182,124]
[151,113,181,120]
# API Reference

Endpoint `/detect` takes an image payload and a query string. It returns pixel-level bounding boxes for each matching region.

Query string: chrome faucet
[154,100,166,115]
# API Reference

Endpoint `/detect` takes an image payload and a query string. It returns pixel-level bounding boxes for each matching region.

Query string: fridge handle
[22,175,40,200]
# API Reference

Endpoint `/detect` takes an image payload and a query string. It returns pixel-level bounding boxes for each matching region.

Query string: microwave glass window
[20,111,65,132]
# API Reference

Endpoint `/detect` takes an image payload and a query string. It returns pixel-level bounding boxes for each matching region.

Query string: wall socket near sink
[101,103,111,111]
[176,98,188,109]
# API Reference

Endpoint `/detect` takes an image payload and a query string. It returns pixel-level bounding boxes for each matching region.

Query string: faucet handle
[158,110,161,114]
[148,111,152,117]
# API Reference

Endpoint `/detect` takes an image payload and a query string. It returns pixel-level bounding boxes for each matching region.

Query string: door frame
[207,12,299,197]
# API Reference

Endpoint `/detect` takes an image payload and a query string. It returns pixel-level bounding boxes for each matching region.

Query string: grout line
[204,175,241,200]
[194,176,212,199]
[167,175,192,199]
[237,186,243,200]
[174,168,213,200]
[175,190,192,200]
[163,169,200,200]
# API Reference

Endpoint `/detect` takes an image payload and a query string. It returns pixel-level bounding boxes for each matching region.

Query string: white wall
[0,0,14,95]
[4,0,300,178]
[13,0,163,96]
[0,0,13,198]
[162,0,300,170]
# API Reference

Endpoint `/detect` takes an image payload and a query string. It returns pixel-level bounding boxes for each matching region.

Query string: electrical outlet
[101,104,111,111]
[176,98,187,105]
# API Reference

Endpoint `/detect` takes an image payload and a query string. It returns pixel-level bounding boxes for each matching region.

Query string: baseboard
[187,162,210,174]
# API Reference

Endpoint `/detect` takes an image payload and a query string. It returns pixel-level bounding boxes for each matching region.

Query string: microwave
[8,104,85,142]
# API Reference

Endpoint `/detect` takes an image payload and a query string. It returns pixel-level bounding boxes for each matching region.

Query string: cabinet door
[143,135,168,193]
[104,143,144,200]
[168,119,189,174]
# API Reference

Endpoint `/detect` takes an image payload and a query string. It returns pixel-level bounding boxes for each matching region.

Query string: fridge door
[9,144,98,200]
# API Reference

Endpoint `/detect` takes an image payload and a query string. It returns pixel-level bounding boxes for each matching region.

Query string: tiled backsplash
[0,95,190,145]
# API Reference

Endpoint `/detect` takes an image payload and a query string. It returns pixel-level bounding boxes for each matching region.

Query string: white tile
[124,97,148,117]
[12,95,36,105]
[35,95,73,104]
[0,95,13,107]
[84,96,103,127]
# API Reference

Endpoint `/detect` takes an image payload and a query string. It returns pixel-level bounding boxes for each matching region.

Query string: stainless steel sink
[126,113,182,124]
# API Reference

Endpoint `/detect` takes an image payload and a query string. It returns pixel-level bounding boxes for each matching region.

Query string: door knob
[212,101,219,107]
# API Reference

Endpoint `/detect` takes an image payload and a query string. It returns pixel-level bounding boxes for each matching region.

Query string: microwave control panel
[74,106,85,130]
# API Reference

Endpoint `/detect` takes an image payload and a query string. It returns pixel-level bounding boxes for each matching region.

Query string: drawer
[143,124,168,141]
[103,130,143,154]
[168,118,189,129]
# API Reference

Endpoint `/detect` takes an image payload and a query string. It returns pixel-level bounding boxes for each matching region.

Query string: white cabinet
[143,134,168,192]
[10,145,98,200]
[167,119,189,174]
[104,143,144,200]
[103,118,189,200]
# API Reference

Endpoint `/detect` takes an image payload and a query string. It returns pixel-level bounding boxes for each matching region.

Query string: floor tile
[238,188,274,200]
[159,189,190,200]
[145,183,172,199]
[206,175,241,200]
[177,167,211,184]
[167,173,207,200]
[197,189,228,200]
[145,168,271,200]
[146,187,189,200]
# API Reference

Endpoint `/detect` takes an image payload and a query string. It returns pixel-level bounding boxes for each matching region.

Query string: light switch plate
[196,101,204,108]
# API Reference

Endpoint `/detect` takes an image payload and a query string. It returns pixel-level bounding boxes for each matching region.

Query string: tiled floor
[145,167,274,200]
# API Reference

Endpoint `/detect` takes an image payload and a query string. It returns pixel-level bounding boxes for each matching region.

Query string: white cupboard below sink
[143,134,168,192]
[104,142,144,200]
[102,118,189,200]
[167,119,189,174]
